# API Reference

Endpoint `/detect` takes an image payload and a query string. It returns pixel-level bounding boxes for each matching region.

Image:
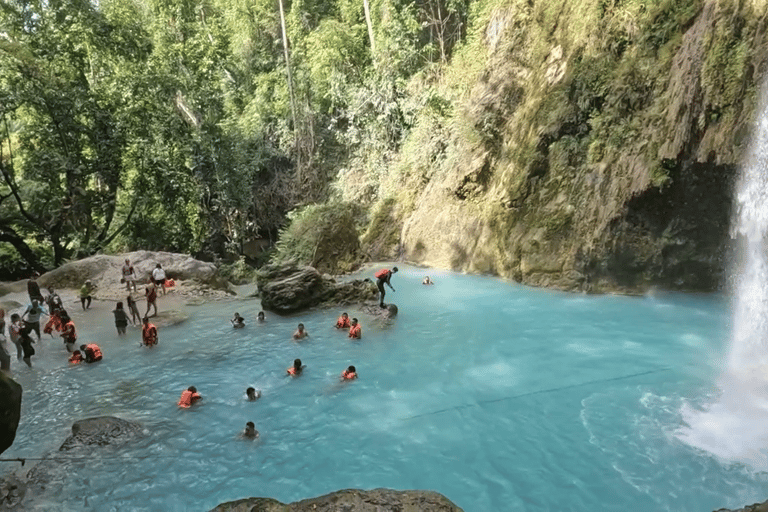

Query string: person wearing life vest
[293,323,308,340]
[335,312,350,329]
[374,267,398,307]
[60,314,77,353]
[142,317,158,346]
[44,308,62,336]
[348,318,362,339]
[69,350,84,364]
[341,365,357,380]
[178,386,202,408]
[287,358,305,376]
[80,343,102,363]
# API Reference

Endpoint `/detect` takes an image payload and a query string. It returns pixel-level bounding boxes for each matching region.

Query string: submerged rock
[360,303,398,319]
[0,374,22,455]
[211,488,463,512]
[150,309,189,327]
[256,263,378,314]
[58,416,143,452]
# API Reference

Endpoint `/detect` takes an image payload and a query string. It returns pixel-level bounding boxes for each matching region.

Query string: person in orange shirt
[286,359,305,376]
[348,318,362,339]
[335,312,350,329]
[60,314,77,352]
[79,343,103,363]
[68,350,84,364]
[341,365,357,380]
[142,317,158,346]
[178,386,202,408]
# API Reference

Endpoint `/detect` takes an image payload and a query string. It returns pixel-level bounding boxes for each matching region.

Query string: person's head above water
[392,267,398,273]
[294,359,302,370]
[297,323,304,331]
[79,344,87,351]
[351,318,358,326]
[244,421,257,437]
[347,365,356,373]
[246,387,259,400]
[143,317,150,324]
[257,311,265,320]
[188,386,197,393]
[342,312,348,319]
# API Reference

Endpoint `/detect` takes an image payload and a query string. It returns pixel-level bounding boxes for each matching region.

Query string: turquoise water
[4,266,765,511]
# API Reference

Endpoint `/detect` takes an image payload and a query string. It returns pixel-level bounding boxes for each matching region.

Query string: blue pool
[3,265,764,511]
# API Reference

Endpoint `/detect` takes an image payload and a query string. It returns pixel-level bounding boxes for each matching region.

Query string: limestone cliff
[343,0,768,292]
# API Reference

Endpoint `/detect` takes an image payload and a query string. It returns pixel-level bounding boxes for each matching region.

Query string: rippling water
[3,266,763,511]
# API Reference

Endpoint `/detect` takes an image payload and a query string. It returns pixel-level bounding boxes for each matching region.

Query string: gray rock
[211,488,463,512]
[0,374,22,455]
[256,263,378,314]
[58,416,143,452]
[150,309,189,327]
[361,303,398,319]
[715,501,768,512]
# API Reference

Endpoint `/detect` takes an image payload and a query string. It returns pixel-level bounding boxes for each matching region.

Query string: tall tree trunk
[363,0,376,60]
[0,226,45,274]
[277,0,297,136]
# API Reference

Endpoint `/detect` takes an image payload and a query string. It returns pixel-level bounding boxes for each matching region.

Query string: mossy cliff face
[348,0,768,292]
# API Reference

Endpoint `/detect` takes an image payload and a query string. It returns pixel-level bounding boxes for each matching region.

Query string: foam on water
[1,268,763,511]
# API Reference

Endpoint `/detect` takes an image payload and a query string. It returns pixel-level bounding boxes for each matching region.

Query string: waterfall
[729,109,768,369]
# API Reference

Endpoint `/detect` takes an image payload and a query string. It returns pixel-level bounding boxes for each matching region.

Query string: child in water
[69,350,84,364]
[257,311,266,323]
[246,387,261,401]
[178,386,202,408]
[335,312,350,329]
[422,276,434,285]
[348,318,362,339]
[287,358,305,376]
[293,323,308,340]
[231,313,245,329]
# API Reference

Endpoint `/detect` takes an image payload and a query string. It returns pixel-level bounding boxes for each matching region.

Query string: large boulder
[0,374,22,455]
[211,489,464,512]
[38,251,229,295]
[256,263,378,314]
[58,416,143,452]
[361,303,398,319]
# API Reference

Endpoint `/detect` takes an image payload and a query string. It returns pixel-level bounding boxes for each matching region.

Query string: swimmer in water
[422,276,433,285]
[293,323,308,340]
[287,358,305,376]
[257,311,266,323]
[69,350,84,364]
[79,343,103,363]
[242,421,259,439]
[178,386,202,408]
[341,365,357,380]
[246,387,261,401]
[231,312,245,329]
[348,318,362,339]
[335,312,350,329]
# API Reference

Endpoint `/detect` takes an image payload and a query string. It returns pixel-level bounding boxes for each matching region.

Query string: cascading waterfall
[676,83,768,468]
[729,108,768,370]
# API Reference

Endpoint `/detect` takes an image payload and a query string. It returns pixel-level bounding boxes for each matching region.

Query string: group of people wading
[0,259,170,370]
[179,266,400,439]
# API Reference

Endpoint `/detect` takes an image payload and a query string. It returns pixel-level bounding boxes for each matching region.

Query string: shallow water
[3,266,764,511]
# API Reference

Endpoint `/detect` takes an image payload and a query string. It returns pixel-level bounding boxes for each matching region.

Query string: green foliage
[218,256,258,284]
[272,201,363,273]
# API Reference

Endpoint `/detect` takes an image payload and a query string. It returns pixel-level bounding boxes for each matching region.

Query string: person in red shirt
[68,350,84,364]
[374,267,398,307]
[79,343,103,363]
[335,312,350,329]
[60,314,77,352]
[286,359,305,376]
[178,386,202,408]
[348,318,362,339]
[144,279,158,318]
[341,365,357,380]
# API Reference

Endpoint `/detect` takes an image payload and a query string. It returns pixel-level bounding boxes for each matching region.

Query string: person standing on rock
[374,267,398,308]
[121,259,138,292]
[27,272,43,304]
[145,279,158,318]
[152,264,167,296]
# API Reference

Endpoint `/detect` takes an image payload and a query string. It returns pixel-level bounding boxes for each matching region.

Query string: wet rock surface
[0,374,22,455]
[360,303,398,319]
[211,488,464,512]
[58,416,143,452]
[257,263,378,314]
[715,501,768,512]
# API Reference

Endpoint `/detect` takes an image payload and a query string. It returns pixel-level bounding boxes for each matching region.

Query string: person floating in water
[231,313,245,329]
[22,299,46,341]
[144,279,158,318]
[79,280,96,310]
[257,311,266,323]
[348,318,362,339]
[246,387,261,401]
[293,323,308,340]
[287,358,305,376]
[178,386,202,408]
[60,313,77,352]
[341,365,357,380]
[242,421,259,439]
[121,259,138,292]
[113,302,132,335]
[142,317,158,346]
[80,343,103,363]
[335,312,350,329]
[68,349,84,364]
[422,276,433,285]
[374,267,398,307]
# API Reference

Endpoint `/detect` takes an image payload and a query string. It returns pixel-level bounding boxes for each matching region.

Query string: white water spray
[676,84,768,468]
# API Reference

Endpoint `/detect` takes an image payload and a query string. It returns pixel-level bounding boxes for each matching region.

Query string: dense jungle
[1,0,766,292]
